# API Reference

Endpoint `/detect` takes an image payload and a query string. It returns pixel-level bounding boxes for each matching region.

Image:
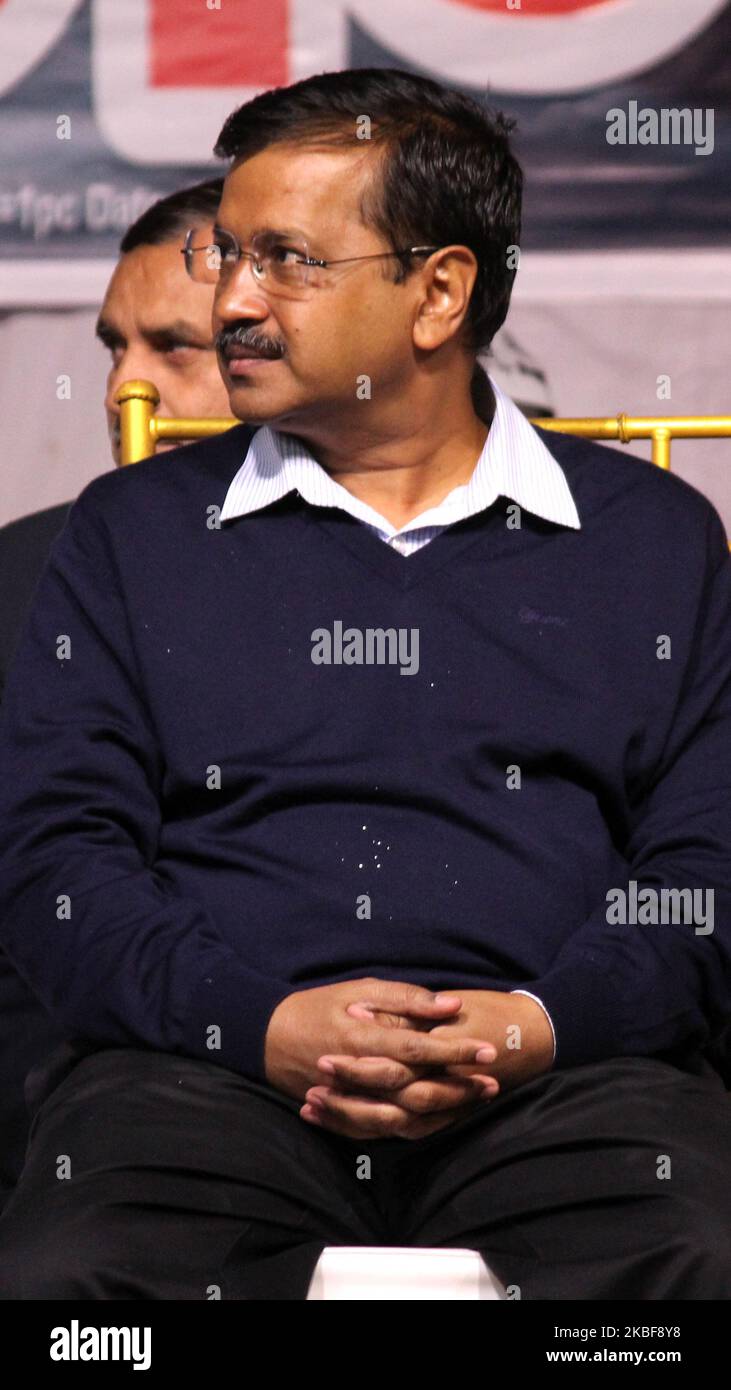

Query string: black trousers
[0,1043,730,1300]
[0,951,65,1213]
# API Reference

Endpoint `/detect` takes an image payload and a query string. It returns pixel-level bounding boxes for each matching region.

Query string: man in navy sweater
[0,68,730,1301]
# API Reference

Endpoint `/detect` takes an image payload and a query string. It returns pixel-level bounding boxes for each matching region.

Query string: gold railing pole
[531,413,731,472]
[115,380,160,465]
[531,414,731,444]
[153,417,238,443]
[651,428,672,470]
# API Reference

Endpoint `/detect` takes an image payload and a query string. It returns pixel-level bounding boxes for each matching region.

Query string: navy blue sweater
[0,423,729,1084]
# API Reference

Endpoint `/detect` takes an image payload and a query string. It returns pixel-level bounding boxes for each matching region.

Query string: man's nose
[212,260,272,326]
[105,347,155,407]
[104,373,121,419]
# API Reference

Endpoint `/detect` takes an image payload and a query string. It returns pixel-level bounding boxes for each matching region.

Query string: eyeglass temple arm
[310,246,437,268]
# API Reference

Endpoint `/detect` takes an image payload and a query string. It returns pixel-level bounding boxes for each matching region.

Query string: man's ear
[413,246,478,352]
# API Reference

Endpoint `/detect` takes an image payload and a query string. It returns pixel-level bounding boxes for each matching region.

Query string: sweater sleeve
[526,506,731,1070]
[0,487,293,1084]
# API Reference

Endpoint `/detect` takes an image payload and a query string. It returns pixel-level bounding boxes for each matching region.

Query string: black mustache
[216,326,284,358]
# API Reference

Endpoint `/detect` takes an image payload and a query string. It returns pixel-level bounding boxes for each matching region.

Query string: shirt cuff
[510,989,557,1064]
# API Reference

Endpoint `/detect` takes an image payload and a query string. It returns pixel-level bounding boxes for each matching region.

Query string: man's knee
[0,1202,133,1299]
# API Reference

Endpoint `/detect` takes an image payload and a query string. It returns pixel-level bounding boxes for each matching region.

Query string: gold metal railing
[117,380,731,548]
[532,412,731,471]
[116,381,238,466]
[533,414,731,551]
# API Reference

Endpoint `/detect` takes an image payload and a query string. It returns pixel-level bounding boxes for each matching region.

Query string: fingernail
[318,1059,336,1073]
[433,993,460,1005]
[476,1047,496,1062]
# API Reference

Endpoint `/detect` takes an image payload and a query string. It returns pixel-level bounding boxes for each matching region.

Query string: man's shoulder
[533,425,728,561]
[0,501,74,604]
[75,423,257,522]
[0,500,73,556]
[0,502,76,698]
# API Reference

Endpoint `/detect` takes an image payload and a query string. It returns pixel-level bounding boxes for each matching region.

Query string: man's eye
[270,244,304,265]
[214,240,237,263]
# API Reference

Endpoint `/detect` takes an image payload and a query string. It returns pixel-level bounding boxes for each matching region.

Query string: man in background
[0,178,228,700]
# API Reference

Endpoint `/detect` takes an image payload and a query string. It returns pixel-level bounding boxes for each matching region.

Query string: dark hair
[214,68,522,355]
[119,178,224,254]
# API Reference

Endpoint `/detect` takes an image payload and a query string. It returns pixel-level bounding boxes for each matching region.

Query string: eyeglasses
[182,227,439,295]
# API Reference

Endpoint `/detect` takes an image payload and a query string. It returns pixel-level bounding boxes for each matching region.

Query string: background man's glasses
[182,227,439,295]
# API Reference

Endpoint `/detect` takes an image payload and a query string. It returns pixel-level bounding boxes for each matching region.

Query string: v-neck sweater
[0,420,729,1086]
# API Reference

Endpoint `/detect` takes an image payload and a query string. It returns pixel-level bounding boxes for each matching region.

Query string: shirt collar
[218,372,581,534]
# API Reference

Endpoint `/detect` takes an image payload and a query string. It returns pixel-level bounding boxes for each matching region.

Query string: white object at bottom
[306,1246,507,1300]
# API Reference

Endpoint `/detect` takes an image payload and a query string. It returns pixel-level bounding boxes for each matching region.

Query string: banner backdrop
[1,0,729,531]
[0,0,730,276]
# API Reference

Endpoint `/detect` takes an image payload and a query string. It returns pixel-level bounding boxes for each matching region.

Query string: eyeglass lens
[187,228,312,294]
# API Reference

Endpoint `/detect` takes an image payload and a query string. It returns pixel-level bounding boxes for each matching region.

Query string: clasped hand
[264,978,554,1140]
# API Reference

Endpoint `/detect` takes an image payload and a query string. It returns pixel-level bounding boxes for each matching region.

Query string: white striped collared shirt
[219,372,583,1063]
[219,372,581,546]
